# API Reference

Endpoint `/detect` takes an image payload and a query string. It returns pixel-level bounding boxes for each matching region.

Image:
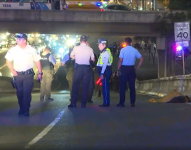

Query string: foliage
[155,11,191,37]
[168,0,191,10]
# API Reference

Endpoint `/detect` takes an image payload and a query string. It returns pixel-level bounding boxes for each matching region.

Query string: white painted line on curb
[25,110,65,149]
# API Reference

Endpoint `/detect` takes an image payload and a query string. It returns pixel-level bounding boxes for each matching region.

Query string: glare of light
[12,41,15,44]
[59,48,64,53]
[76,35,78,38]
[11,73,13,76]
[53,42,57,46]
[57,54,62,58]
[39,40,42,43]
[1,41,5,45]
[66,35,69,38]
[36,34,40,37]
[78,3,82,6]
[55,37,58,40]
[96,2,101,6]
[66,39,76,46]
[102,1,107,4]
[122,43,127,47]
[31,34,35,37]
[0,72,2,76]
[6,32,10,36]
[1,35,6,39]
[176,46,183,51]
[46,37,49,40]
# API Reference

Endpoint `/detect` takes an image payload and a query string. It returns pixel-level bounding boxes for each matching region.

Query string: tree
[168,0,191,10]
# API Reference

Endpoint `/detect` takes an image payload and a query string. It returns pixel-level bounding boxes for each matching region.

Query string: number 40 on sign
[174,22,190,42]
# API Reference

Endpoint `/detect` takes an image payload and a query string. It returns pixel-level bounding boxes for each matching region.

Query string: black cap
[80,35,88,42]
[45,46,51,51]
[15,33,28,41]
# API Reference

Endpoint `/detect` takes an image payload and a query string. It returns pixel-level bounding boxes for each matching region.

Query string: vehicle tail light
[101,9,104,11]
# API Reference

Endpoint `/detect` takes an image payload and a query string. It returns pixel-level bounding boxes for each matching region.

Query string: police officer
[86,41,98,103]
[68,35,95,108]
[5,33,42,116]
[40,46,56,101]
[116,37,143,107]
[97,39,113,107]
[61,46,75,101]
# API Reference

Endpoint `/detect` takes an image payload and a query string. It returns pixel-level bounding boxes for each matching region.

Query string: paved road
[0,91,191,150]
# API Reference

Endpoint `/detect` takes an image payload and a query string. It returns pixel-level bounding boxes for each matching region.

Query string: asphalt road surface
[1,91,191,150]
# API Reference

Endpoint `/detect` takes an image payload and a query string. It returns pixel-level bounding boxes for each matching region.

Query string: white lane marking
[25,110,65,149]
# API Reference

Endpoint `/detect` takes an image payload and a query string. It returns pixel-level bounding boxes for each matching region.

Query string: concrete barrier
[136,75,191,97]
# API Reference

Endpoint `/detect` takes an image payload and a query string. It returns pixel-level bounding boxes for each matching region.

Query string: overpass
[0,9,174,78]
[0,9,163,36]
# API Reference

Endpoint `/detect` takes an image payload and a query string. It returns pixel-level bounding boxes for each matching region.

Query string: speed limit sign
[174,22,190,41]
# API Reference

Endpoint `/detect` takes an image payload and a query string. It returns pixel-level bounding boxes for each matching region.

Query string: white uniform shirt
[70,43,94,65]
[5,45,41,72]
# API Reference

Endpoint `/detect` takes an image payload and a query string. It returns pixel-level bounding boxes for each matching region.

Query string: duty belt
[17,69,34,75]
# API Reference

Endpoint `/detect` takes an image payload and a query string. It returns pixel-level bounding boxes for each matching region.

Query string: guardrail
[136,75,191,97]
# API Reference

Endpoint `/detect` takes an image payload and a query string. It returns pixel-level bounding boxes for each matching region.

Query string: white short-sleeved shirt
[5,45,41,72]
[119,46,142,66]
[70,43,94,65]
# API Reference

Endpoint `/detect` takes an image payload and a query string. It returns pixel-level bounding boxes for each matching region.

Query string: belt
[16,68,34,75]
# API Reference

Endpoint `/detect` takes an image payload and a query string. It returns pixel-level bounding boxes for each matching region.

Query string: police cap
[98,39,107,44]
[15,33,28,41]
[80,35,88,42]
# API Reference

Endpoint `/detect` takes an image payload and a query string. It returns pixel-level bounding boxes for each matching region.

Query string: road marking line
[25,110,65,149]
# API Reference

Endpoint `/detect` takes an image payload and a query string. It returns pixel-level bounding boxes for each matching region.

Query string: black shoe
[40,96,44,102]
[81,104,86,108]
[68,104,76,108]
[18,109,24,115]
[45,97,54,101]
[131,104,135,107]
[24,111,29,116]
[88,100,93,103]
[99,104,110,107]
[116,103,125,107]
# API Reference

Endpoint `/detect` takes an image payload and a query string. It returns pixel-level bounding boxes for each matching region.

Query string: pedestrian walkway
[0,91,191,150]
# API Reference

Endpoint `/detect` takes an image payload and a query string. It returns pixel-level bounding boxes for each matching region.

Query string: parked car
[101,4,131,12]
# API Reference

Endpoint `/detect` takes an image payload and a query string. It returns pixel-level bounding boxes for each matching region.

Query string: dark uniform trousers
[101,69,112,105]
[120,65,136,105]
[71,64,91,104]
[14,74,34,112]
[88,67,95,101]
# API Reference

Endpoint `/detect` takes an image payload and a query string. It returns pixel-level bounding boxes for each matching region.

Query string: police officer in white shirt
[5,33,42,116]
[116,37,143,107]
[68,35,95,108]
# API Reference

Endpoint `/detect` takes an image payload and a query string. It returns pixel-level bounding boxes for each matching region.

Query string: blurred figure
[40,46,56,101]
[62,46,75,101]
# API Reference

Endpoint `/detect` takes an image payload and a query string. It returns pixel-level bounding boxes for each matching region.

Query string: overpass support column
[156,37,167,78]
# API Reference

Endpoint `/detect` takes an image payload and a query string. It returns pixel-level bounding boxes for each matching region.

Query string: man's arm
[6,59,18,76]
[100,53,109,77]
[61,54,69,66]
[117,58,123,71]
[70,48,75,60]
[136,56,143,70]
[90,49,95,62]
[49,55,56,66]
[35,61,42,81]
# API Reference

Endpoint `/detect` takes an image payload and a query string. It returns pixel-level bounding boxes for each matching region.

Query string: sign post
[174,21,190,75]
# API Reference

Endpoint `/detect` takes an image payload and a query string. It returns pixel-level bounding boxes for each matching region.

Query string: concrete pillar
[156,37,167,78]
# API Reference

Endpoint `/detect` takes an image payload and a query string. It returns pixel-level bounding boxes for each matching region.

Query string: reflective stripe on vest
[97,48,113,66]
